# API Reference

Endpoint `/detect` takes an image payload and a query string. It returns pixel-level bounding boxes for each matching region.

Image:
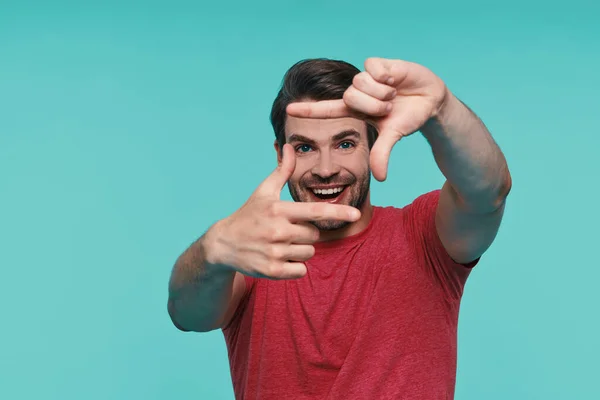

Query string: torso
[222,190,475,399]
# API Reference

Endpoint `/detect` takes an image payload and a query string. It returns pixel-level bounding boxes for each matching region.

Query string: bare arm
[421,90,512,264]
[167,144,360,333]
[167,224,247,333]
[283,58,511,265]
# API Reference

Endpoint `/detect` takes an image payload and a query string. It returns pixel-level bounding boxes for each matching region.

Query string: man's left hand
[286,57,449,182]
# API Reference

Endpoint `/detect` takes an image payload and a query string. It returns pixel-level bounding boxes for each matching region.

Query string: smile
[312,187,345,195]
[310,185,348,201]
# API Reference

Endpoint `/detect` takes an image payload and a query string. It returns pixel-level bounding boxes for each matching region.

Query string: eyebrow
[287,129,361,145]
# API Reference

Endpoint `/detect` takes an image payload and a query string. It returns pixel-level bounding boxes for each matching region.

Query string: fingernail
[350,209,360,219]
[386,77,394,85]
[386,103,393,111]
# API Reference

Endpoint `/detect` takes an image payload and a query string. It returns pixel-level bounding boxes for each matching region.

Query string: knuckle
[365,58,386,81]
[364,57,376,71]
[378,102,389,114]
[267,245,283,260]
[343,87,358,104]
[352,72,368,87]
[385,86,396,98]
[330,206,343,219]
[267,201,281,217]
[308,202,324,218]
[262,226,275,241]
[373,70,386,82]
[269,226,287,242]
[265,263,283,278]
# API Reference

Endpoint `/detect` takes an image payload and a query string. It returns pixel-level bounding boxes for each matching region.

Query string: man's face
[279,115,371,231]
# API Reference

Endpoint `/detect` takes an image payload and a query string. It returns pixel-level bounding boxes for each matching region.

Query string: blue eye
[297,144,312,153]
[339,141,354,149]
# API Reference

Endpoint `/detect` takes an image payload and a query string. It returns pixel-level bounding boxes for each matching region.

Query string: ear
[274,140,283,165]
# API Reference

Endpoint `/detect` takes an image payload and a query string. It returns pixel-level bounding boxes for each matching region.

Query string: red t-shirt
[222,190,477,399]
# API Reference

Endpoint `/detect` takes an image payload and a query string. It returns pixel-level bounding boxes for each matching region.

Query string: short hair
[269,58,378,150]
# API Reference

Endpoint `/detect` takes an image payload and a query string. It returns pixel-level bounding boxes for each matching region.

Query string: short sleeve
[404,189,478,301]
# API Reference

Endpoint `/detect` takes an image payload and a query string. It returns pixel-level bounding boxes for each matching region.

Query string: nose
[310,151,341,179]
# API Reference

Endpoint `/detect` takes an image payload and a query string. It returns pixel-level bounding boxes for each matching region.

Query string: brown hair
[269,58,378,150]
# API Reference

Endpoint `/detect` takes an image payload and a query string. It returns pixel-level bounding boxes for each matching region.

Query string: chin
[311,219,352,232]
[288,180,369,232]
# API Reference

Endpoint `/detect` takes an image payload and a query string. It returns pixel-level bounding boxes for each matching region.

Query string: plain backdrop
[1,1,599,399]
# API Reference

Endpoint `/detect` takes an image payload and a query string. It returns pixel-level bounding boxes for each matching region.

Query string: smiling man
[167,57,512,399]
[284,123,372,235]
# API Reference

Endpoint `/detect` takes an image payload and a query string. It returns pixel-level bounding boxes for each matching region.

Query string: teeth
[313,187,344,195]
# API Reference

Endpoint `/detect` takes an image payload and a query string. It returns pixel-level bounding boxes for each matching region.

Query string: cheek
[338,153,370,174]
[291,159,312,180]
[287,171,305,188]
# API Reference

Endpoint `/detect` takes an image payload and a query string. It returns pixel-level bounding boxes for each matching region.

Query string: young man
[167,57,512,399]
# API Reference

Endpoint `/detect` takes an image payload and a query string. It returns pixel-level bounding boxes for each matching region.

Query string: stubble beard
[288,170,370,232]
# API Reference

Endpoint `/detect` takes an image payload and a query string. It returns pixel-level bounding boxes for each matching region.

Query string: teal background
[1,1,598,399]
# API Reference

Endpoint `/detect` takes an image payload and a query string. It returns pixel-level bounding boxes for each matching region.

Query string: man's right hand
[205,144,361,280]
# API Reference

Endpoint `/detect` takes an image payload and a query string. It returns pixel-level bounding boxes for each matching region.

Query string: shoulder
[405,189,442,213]
[373,189,441,223]
[377,189,475,297]
[368,190,444,253]
[365,190,440,245]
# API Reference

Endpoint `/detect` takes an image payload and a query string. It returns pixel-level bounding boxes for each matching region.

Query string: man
[167,57,512,399]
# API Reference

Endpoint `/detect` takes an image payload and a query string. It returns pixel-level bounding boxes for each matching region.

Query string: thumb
[256,143,296,197]
[369,131,399,182]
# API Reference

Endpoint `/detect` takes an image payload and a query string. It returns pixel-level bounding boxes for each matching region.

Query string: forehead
[285,115,367,142]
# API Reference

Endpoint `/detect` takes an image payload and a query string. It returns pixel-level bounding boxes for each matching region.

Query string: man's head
[269,59,378,231]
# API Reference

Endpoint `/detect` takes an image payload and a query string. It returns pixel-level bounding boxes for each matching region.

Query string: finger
[286,99,354,119]
[267,221,320,244]
[283,244,315,262]
[255,143,296,197]
[276,262,308,279]
[291,222,321,244]
[276,201,361,223]
[364,57,394,84]
[364,57,409,86]
[352,72,396,101]
[343,86,392,117]
[369,130,401,182]
[270,222,319,244]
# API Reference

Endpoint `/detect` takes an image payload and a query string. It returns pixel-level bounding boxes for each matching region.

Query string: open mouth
[311,186,347,201]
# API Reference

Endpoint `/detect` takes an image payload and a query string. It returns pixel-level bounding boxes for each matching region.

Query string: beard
[288,169,370,231]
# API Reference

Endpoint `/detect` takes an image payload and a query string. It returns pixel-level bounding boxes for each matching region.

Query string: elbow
[167,298,191,332]
[493,167,512,209]
[167,298,218,333]
[503,168,512,196]
[480,164,513,211]
[452,168,512,214]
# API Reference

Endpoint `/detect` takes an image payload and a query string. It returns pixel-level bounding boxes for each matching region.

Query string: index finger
[286,100,354,119]
[276,201,361,223]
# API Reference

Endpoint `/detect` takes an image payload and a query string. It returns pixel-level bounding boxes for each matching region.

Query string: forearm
[421,90,512,212]
[167,228,236,332]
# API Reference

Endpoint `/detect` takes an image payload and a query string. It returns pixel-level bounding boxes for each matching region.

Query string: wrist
[201,220,234,270]
[421,89,461,138]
